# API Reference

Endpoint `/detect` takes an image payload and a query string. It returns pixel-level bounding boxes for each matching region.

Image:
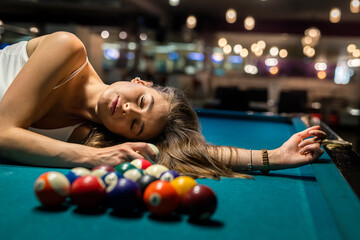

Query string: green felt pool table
[1,109,359,240]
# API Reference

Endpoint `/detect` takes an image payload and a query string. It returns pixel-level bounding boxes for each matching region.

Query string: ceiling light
[244,16,255,31]
[314,62,327,71]
[330,8,341,23]
[257,40,266,50]
[251,43,260,53]
[350,0,360,13]
[317,71,326,79]
[279,49,288,58]
[139,33,147,41]
[186,15,197,29]
[223,44,232,55]
[233,44,243,54]
[240,48,249,58]
[218,38,227,48]
[265,58,278,67]
[347,44,356,53]
[226,8,237,24]
[101,30,109,39]
[119,31,127,39]
[269,66,279,75]
[169,0,180,7]
[244,65,258,74]
[352,49,360,57]
[269,47,279,57]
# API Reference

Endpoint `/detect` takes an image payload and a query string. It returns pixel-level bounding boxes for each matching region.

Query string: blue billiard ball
[101,171,123,188]
[159,170,180,182]
[106,178,141,212]
[66,167,91,184]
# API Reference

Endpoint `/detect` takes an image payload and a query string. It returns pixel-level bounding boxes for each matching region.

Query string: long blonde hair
[84,85,250,179]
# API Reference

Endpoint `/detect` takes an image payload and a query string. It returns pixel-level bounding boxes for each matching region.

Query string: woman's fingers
[124,142,157,162]
[299,142,324,159]
[298,137,323,148]
[309,129,327,140]
[295,126,319,139]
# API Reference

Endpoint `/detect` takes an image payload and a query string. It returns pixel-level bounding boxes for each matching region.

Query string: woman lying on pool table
[0,31,326,179]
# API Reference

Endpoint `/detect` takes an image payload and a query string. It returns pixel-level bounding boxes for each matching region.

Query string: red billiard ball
[70,175,106,209]
[66,167,91,184]
[143,180,179,216]
[181,185,217,220]
[34,171,71,207]
[130,158,152,170]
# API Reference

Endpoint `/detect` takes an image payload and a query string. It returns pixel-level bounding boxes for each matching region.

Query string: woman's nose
[122,102,138,115]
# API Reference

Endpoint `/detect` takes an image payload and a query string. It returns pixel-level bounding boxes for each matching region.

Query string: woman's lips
[110,96,119,115]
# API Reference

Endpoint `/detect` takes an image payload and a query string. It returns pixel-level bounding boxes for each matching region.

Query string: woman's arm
[0,127,156,168]
[0,32,156,167]
[208,126,326,172]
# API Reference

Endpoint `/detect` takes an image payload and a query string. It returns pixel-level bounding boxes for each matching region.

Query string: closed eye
[139,96,145,108]
[131,119,136,130]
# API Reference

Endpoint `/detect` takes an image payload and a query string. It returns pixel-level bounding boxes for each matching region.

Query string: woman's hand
[270,126,326,170]
[86,142,157,167]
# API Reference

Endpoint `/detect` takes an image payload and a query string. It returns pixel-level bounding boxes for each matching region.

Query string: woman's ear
[131,77,154,87]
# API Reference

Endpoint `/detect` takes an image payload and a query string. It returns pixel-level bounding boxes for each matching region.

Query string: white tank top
[0,41,88,142]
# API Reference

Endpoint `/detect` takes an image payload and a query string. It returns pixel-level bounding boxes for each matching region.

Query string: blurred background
[1,0,359,152]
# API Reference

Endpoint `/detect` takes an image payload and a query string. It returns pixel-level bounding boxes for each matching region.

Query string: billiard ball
[115,162,137,174]
[143,143,160,164]
[70,175,106,209]
[159,170,180,182]
[130,158,152,170]
[92,165,115,172]
[171,176,197,197]
[66,167,91,184]
[101,171,123,188]
[136,174,158,193]
[181,185,217,220]
[106,178,142,212]
[145,164,169,178]
[34,171,71,207]
[91,165,115,178]
[143,180,179,216]
[123,168,144,182]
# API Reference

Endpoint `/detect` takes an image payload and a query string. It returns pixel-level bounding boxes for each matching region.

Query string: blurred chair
[214,87,249,111]
[278,90,308,113]
[246,88,268,112]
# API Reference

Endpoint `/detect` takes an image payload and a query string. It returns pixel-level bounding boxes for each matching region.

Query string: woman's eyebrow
[136,95,154,136]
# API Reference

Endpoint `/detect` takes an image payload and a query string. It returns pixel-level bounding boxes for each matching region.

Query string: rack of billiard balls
[34,159,217,221]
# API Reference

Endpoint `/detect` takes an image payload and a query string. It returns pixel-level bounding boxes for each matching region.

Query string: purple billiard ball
[106,178,141,212]
[159,170,180,182]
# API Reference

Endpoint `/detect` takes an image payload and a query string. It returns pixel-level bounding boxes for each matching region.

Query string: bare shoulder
[27,32,86,60]
[68,123,93,144]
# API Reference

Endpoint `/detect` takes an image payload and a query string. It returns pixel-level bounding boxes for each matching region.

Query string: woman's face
[97,79,169,140]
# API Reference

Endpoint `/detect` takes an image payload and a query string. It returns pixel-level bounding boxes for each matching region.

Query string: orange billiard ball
[34,171,71,207]
[143,180,179,216]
